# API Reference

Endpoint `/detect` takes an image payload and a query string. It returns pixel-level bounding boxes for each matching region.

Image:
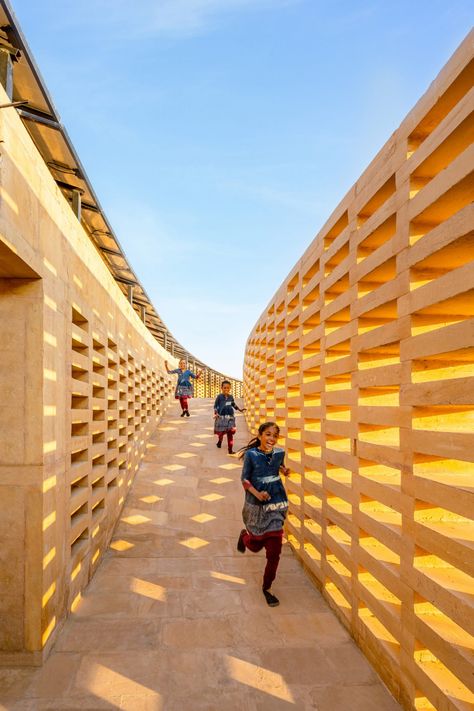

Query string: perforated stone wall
[243,32,474,711]
[0,80,239,664]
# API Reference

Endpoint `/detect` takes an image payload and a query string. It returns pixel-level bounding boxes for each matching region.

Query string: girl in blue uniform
[165,359,201,417]
[213,380,246,454]
[237,422,289,606]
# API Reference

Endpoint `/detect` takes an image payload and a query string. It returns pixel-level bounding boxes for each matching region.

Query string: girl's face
[259,426,279,451]
[179,359,186,370]
[222,384,231,396]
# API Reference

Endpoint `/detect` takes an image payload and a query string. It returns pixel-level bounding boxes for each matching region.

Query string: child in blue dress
[237,422,290,607]
[165,359,202,417]
[213,380,246,454]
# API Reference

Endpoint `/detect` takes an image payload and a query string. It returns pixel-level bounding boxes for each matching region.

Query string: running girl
[236,422,290,606]
[165,359,201,417]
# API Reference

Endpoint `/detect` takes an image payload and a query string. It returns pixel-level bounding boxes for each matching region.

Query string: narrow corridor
[0,400,401,710]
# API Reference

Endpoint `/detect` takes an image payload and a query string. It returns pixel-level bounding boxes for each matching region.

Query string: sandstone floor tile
[0,668,34,703]
[221,649,314,710]
[271,585,331,613]
[121,526,177,540]
[119,499,165,513]
[73,652,162,700]
[72,590,182,619]
[165,499,201,516]
[12,697,121,710]
[117,508,170,527]
[162,689,250,711]
[310,683,401,710]
[119,695,162,711]
[139,648,238,698]
[102,556,209,576]
[182,518,242,537]
[162,617,237,649]
[270,612,351,647]
[232,615,286,649]
[107,537,165,558]
[251,689,313,711]
[322,643,379,684]
[54,619,161,653]
[259,646,340,686]
[87,569,190,594]
[181,589,242,617]
[22,653,82,699]
[191,569,250,590]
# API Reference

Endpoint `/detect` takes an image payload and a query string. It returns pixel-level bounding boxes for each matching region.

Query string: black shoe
[216,440,222,448]
[185,410,190,417]
[237,529,246,554]
[228,449,234,455]
[180,411,186,417]
[263,589,279,607]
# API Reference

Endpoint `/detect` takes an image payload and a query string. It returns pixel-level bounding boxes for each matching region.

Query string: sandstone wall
[243,32,474,711]
[0,81,195,663]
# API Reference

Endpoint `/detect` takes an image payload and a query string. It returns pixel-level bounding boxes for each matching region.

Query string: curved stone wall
[243,32,474,711]
[0,78,239,663]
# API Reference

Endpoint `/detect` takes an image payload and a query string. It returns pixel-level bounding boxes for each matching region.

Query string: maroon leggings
[242,530,283,591]
[217,430,234,449]
[179,396,189,411]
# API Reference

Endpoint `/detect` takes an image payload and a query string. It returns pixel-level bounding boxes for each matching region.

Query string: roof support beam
[0,99,28,109]
[98,246,123,257]
[115,275,137,287]
[81,201,100,214]
[17,107,60,129]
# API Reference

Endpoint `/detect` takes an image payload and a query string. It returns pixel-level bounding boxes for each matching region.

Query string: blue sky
[12,0,472,378]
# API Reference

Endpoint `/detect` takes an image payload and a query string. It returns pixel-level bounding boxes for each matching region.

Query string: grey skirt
[175,383,194,398]
[242,501,287,536]
[214,415,236,433]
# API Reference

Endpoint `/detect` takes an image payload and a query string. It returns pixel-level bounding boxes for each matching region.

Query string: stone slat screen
[243,33,474,711]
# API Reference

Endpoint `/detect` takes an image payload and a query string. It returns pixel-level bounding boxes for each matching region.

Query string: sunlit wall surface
[243,32,474,711]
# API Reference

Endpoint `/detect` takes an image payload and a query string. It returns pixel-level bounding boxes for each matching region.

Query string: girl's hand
[257,491,271,502]
[280,466,290,476]
[214,413,219,419]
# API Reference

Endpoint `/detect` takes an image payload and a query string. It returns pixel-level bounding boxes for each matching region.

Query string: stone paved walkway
[0,399,401,710]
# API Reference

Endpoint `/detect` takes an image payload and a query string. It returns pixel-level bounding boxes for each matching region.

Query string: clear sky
[11,0,473,378]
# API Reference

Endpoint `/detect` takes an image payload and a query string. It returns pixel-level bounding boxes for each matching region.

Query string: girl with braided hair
[236,422,290,607]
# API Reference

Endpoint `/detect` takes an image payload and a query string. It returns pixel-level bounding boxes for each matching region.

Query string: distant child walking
[165,359,202,417]
[237,422,290,607]
[213,380,246,454]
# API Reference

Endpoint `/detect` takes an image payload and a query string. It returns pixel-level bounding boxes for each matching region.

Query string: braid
[238,436,260,459]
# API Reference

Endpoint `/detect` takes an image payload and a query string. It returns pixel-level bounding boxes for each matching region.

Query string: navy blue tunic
[169,368,198,398]
[214,393,238,433]
[241,447,288,536]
